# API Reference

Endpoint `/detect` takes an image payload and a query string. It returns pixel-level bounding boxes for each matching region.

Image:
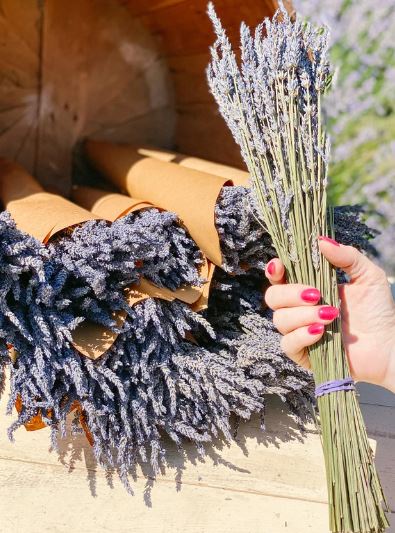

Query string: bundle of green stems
[207,4,389,531]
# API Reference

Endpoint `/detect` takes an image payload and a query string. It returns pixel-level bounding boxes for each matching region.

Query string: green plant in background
[295,0,395,274]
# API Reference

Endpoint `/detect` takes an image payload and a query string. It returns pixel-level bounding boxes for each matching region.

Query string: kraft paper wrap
[0,159,123,361]
[71,185,154,221]
[137,145,250,187]
[72,186,213,310]
[0,159,102,243]
[85,140,232,267]
[15,395,93,444]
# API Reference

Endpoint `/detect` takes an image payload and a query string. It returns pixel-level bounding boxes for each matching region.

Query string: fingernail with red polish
[318,306,339,320]
[301,288,321,303]
[318,235,340,247]
[308,323,325,335]
[267,260,276,276]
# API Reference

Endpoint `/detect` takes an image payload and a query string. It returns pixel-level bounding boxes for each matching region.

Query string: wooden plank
[0,457,335,533]
[358,383,395,408]
[0,0,40,174]
[124,0,187,17]
[35,0,174,194]
[176,103,245,168]
[134,0,277,57]
[0,370,393,508]
[0,369,393,530]
[168,53,213,105]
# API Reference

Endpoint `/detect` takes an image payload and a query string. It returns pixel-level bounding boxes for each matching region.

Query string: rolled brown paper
[85,139,232,267]
[72,186,213,310]
[136,145,250,187]
[15,394,93,445]
[72,275,212,361]
[0,159,102,243]
[0,159,123,360]
[71,185,154,221]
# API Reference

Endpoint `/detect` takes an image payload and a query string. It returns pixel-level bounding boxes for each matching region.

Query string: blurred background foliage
[294,0,395,274]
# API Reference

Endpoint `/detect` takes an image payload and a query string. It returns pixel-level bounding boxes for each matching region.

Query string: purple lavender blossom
[47,208,203,325]
[11,296,270,491]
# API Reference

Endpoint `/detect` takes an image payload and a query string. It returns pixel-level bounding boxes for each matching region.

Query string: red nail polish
[308,323,325,335]
[267,260,275,275]
[318,235,340,247]
[301,288,321,303]
[318,306,339,320]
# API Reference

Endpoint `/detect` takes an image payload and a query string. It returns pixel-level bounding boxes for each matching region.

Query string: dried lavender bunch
[11,297,268,491]
[48,208,203,324]
[0,211,87,428]
[207,4,388,531]
[215,186,275,272]
[0,211,81,364]
[215,185,378,273]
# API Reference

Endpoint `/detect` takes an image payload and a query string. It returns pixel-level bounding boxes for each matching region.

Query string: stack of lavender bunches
[0,185,377,489]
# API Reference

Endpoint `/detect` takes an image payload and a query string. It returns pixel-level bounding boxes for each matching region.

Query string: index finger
[265,258,286,285]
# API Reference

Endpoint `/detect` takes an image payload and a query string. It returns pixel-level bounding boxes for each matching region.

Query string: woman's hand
[264,236,395,393]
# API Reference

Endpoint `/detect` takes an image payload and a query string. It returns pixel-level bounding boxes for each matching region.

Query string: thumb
[318,236,385,284]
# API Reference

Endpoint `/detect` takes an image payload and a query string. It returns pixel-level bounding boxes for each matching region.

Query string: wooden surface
[0,0,175,194]
[125,0,279,168]
[0,372,393,533]
[0,0,279,184]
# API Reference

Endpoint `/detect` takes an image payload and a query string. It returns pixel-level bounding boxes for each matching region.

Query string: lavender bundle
[11,294,270,490]
[71,299,266,488]
[48,208,203,325]
[207,5,388,532]
[0,213,87,432]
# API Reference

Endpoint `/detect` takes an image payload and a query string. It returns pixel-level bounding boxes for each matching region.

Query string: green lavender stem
[207,4,389,531]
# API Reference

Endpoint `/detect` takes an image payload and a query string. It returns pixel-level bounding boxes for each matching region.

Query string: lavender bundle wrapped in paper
[48,208,203,325]
[207,4,388,532]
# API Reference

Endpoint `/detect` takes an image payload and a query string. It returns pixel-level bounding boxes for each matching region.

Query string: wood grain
[0,0,175,194]
[0,371,393,531]
[124,0,279,164]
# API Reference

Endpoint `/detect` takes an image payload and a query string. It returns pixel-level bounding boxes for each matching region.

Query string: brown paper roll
[136,145,250,187]
[0,159,102,243]
[85,140,232,267]
[72,186,154,221]
[72,186,213,308]
[191,261,215,312]
[0,159,118,360]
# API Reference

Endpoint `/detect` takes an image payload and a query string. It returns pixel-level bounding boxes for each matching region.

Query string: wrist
[383,331,395,393]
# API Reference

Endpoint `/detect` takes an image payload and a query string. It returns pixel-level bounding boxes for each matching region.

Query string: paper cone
[72,185,154,220]
[136,145,250,187]
[72,186,213,308]
[15,395,48,431]
[15,394,93,445]
[191,261,215,312]
[85,140,232,267]
[0,159,124,360]
[0,159,102,243]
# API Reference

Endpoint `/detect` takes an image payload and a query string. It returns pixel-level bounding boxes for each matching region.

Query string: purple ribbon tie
[315,377,355,398]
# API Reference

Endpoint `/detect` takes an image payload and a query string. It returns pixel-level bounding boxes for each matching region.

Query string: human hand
[264,237,395,393]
